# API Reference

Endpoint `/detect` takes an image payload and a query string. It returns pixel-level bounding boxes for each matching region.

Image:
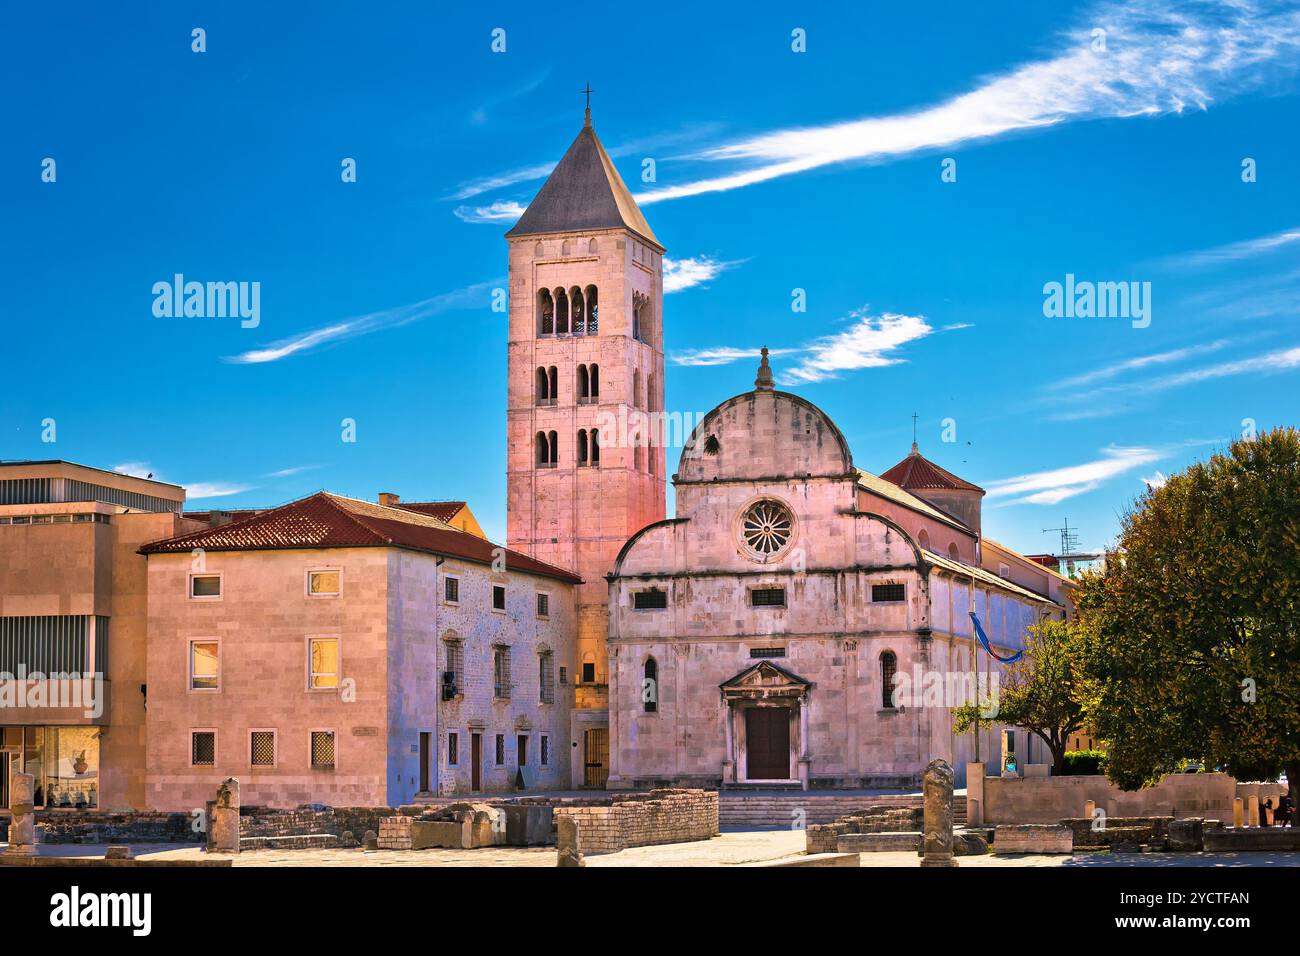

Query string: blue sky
[4,0,1299,555]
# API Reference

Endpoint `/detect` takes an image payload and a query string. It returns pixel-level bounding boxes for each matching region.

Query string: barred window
[447,732,459,766]
[191,731,215,766]
[494,646,511,699]
[311,731,336,769]
[495,733,505,766]
[881,651,898,709]
[444,639,463,681]
[633,588,667,610]
[541,735,550,766]
[444,576,459,603]
[250,731,275,767]
[751,587,786,607]
[536,592,549,617]
[539,650,554,704]
[872,583,906,603]
[750,647,786,658]
[643,657,658,713]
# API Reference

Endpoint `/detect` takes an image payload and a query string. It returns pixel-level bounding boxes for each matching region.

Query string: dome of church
[676,348,853,483]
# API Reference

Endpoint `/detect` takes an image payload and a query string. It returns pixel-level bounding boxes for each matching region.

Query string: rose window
[741,500,793,557]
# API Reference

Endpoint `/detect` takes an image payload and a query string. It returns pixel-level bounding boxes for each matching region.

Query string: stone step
[239,834,340,851]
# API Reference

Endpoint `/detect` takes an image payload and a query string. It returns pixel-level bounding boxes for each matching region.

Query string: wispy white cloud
[1163,225,1300,268]
[782,311,935,384]
[469,70,550,126]
[450,163,557,202]
[224,281,500,364]
[670,308,950,382]
[265,465,320,479]
[1052,339,1232,389]
[633,0,1300,206]
[1137,344,1300,390]
[662,256,743,293]
[114,462,253,501]
[453,201,527,225]
[1141,470,1169,488]
[671,346,800,367]
[986,445,1165,506]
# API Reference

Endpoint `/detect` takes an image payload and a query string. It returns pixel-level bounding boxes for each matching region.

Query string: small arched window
[646,373,655,413]
[917,528,930,552]
[549,366,557,401]
[555,288,569,335]
[948,543,959,561]
[535,367,550,404]
[643,657,658,713]
[571,286,585,335]
[561,240,571,256]
[535,431,550,467]
[880,651,898,709]
[538,289,554,336]
[588,238,598,254]
[548,430,558,466]
[589,364,599,399]
[585,284,598,334]
[577,365,590,401]
[633,369,641,409]
[577,429,589,466]
[590,428,600,466]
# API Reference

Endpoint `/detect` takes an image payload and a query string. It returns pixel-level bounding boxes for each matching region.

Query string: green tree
[1074,427,1300,814]
[953,619,1086,775]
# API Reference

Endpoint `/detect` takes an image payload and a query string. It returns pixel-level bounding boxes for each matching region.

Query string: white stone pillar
[798,697,811,791]
[722,702,735,784]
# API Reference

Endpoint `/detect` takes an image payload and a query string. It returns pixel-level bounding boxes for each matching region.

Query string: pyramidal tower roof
[880,443,985,494]
[506,117,661,250]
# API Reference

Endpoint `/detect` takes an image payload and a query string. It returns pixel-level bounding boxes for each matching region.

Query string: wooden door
[745,708,790,780]
[583,728,609,788]
[471,733,482,791]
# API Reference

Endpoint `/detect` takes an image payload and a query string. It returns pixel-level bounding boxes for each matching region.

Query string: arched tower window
[548,430,558,466]
[590,428,600,466]
[535,367,550,405]
[948,543,960,561]
[646,373,655,413]
[632,291,650,343]
[589,364,599,399]
[549,366,558,401]
[535,431,551,468]
[917,528,930,552]
[538,289,554,336]
[633,369,641,409]
[643,657,658,713]
[555,288,569,334]
[577,429,589,466]
[588,238,598,254]
[880,651,898,709]
[571,286,585,335]
[561,240,571,256]
[577,364,590,402]
[585,285,598,334]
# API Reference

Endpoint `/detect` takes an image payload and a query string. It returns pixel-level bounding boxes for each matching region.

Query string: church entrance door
[745,707,790,780]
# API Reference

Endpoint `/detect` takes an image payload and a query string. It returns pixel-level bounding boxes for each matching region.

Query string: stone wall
[552,789,718,855]
[977,771,1287,824]
[34,810,200,845]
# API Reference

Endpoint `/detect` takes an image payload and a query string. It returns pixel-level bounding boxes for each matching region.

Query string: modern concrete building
[0,460,194,812]
[139,491,579,809]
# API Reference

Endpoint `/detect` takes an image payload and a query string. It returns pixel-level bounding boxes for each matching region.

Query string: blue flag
[969,611,1025,663]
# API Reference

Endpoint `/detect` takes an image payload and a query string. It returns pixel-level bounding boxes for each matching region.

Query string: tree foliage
[953,618,1086,774]
[1074,427,1300,798]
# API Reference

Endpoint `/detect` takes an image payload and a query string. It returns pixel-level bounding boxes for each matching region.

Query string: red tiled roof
[393,501,465,522]
[141,492,580,584]
[182,509,264,524]
[880,447,984,493]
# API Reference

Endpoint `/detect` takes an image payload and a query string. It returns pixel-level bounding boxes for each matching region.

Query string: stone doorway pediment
[720,660,813,701]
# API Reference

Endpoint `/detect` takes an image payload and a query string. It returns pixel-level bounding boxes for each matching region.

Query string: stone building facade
[140,492,577,810]
[504,111,667,787]
[605,355,1064,791]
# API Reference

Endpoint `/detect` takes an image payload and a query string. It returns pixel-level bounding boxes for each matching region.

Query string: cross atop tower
[911,412,920,454]
[581,82,594,126]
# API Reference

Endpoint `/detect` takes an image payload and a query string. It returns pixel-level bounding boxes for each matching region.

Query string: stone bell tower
[504,105,666,780]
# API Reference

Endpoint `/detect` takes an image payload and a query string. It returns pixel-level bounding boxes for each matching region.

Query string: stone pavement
[9,832,1300,867]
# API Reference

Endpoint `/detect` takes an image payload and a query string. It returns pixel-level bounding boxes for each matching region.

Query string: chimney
[378,492,400,507]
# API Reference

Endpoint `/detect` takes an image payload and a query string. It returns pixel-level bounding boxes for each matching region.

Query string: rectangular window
[582,662,595,683]
[189,640,219,690]
[311,731,336,769]
[559,666,568,686]
[872,583,906,603]
[308,569,341,596]
[447,732,459,766]
[444,576,459,603]
[536,592,549,617]
[539,651,554,704]
[492,584,506,611]
[495,733,505,766]
[633,588,667,610]
[189,573,222,600]
[493,646,511,699]
[309,638,339,689]
[541,735,549,767]
[250,731,276,767]
[191,731,216,767]
[443,641,462,698]
[517,734,528,767]
[750,587,786,607]
[750,647,786,658]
